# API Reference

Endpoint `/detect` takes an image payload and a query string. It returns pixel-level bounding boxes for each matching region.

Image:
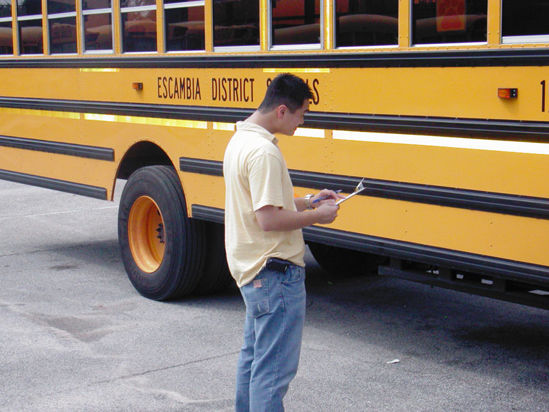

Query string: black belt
[265,257,293,273]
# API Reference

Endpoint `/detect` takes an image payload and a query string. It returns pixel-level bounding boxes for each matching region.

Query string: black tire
[118,166,205,300]
[194,221,233,295]
[308,242,385,278]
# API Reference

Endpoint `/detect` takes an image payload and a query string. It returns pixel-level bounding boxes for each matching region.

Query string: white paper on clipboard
[336,179,367,205]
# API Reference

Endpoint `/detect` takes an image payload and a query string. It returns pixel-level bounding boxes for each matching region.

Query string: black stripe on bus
[0,135,114,161]
[290,170,549,219]
[2,48,549,68]
[192,204,225,224]
[3,96,549,139]
[303,226,549,287]
[305,112,549,138]
[0,169,108,199]
[181,157,549,219]
[0,96,253,123]
[190,205,549,287]
[180,157,223,176]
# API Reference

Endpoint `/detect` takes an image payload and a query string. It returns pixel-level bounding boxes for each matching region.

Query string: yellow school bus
[1,0,549,308]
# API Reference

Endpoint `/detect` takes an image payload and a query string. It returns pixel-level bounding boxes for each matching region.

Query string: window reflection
[83,0,112,52]
[0,22,13,54]
[83,0,111,9]
[19,19,43,54]
[17,0,42,16]
[84,13,112,51]
[120,0,155,6]
[47,0,75,14]
[272,0,320,46]
[412,0,487,45]
[166,6,204,51]
[0,0,11,18]
[335,0,397,47]
[0,0,11,55]
[122,10,156,52]
[213,0,259,47]
[49,17,76,53]
[502,0,549,37]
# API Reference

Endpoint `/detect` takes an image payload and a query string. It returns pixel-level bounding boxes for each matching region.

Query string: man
[223,73,342,412]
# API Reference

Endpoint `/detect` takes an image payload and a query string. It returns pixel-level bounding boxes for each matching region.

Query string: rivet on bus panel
[498,88,517,99]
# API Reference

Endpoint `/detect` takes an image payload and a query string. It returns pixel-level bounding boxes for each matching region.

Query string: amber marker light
[498,88,517,99]
[132,82,143,91]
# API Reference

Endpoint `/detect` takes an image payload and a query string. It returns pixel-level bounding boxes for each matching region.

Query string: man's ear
[275,104,287,119]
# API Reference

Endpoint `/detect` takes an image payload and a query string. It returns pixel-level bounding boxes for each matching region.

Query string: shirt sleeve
[248,151,285,212]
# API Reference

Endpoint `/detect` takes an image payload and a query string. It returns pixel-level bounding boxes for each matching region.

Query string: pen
[311,189,342,204]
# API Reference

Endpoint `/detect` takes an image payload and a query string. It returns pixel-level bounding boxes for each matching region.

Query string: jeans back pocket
[241,273,271,318]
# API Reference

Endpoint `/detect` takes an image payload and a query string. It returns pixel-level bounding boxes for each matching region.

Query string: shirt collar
[236,121,278,145]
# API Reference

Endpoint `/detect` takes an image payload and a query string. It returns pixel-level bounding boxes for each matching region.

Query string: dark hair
[258,73,313,113]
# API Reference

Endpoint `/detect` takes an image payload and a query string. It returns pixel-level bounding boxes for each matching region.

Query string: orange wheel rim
[128,196,166,273]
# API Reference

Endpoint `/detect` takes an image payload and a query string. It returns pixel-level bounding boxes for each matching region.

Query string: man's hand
[314,201,339,224]
[311,189,345,207]
[256,199,340,231]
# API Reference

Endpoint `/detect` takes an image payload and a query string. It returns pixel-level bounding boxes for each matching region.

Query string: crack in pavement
[124,381,234,408]
[0,242,116,259]
[0,205,118,220]
[23,350,241,403]
[92,350,240,385]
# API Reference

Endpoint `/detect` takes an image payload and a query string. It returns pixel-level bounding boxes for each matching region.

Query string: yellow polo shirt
[223,121,306,287]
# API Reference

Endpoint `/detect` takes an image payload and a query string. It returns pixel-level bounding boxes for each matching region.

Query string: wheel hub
[128,196,166,273]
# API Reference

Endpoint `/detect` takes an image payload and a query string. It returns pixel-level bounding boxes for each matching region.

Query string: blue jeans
[235,263,306,412]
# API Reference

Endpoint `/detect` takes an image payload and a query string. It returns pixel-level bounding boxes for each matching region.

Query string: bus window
[0,0,9,17]
[18,0,41,15]
[19,20,43,54]
[412,0,487,45]
[82,0,113,53]
[335,0,398,48]
[0,23,12,54]
[48,0,76,54]
[164,0,205,52]
[0,0,12,55]
[17,0,43,54]
[121,0,156,52]
[271,0,321,48]
[213,0,259,49]
[502,0,549,44]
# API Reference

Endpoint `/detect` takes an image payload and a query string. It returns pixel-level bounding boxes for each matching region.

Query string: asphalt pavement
[1,179,548,411]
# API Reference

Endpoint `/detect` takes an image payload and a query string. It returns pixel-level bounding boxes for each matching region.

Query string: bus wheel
[118,166,205,300]
[308,242,385,278]
[194,221,233,295]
